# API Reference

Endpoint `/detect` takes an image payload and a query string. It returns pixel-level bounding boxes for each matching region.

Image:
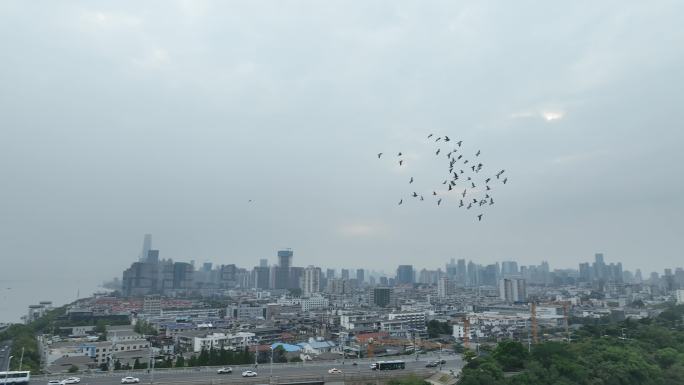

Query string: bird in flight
[477,214,483,221]
[457,141,463,147]
[462,189,467,198]
[377,153,383,159]
[437,198,442,206]
[398,199,403,205]
[435,137,442,142]
[503,177,508,184]
[399,160,404,166]
[427,134,433,138]
[471,182,476,188]
[435,149,441,155]
[398,152,403,156]
[420,195,424,201]
[433,191,437,196]
[412,192,418,198]
[475,150,481,157]
[459,200,464,207]
[444,136,451,142]
[409,177,414,184]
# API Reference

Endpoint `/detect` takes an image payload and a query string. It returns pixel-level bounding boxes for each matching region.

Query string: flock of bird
[378,134,508,221]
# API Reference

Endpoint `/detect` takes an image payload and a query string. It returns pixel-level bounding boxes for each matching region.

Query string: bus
[371,360,406,371]
[0,371,30,385]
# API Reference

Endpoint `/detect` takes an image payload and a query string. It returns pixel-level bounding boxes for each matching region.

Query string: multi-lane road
[0,340,12,372]
[36,354,463,385]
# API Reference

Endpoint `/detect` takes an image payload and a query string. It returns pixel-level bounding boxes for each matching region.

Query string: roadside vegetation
[457,304,684,385]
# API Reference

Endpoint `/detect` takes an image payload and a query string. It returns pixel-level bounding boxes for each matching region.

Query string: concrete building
[371,287,392,307]
[396,265,414,285]
[499,278,527,303]
[143,295,161,316]
[301,266,322,296]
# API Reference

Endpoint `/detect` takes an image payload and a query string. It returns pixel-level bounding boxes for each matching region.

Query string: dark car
[425,361,439,368]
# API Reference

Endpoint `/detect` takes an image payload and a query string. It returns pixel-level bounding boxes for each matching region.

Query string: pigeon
[436,149,441,155]
[489,198,494,205]
[485,178,491,183]
[444,136,451,142]
[398,199,403,205]
[459,200,464,207]
[457,141,463,147]
[427,134,434,138]
[475,150,481,157]
[473,198,478,203]
[433,191,438,196]
[377,153,383,159]
[398,152,403,156]
[503,177,508,184]
[464,160,469,165]
[412,192,418,198]
[462,189,467,198]
[486,185,491,191]
[409,177,414,184]
[420,195,424,201]
[436,137,442,142]
[467,203,472,209]
[471,182,476,188]
[448,184,453,191]
[457,155,463,160]
[442,180,448,185]
[437,198,442,206]
[477,214,483,221]
[399,160,404,166]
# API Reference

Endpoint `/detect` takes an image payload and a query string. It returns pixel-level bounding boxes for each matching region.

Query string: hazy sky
[1,1,683,319]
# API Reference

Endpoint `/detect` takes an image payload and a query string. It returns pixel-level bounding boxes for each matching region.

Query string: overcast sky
[1,1,683,318]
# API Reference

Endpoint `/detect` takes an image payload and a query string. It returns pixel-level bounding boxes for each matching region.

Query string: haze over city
[2,1,683,322]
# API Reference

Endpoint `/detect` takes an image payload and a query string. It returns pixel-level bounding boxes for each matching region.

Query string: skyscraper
[499,278,527,303]
[278,249,293,269]
[396,265,414,285]
[356,269,365,283]
[341,269,350,280]
[301,266,321,296]
[326,269,336,279]
[140,234,152,262]
[501,261,519,277]
[259,258,268,268]
[371,287,392,307]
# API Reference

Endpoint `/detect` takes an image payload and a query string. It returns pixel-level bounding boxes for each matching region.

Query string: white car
[217,367,233,374]
[241,370,258,377]
[63,377,81,384]
[328,368,343,374]
[121,377,140,384]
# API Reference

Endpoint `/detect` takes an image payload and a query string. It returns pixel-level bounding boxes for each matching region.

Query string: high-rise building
[253,266,270,289]
[341,269,350,280]
[437,277,454,298]
[579,263,591,282]
[301,266,321,296]
[396,265,414,285]
[274,249,293,289]
[499,278,527,303]
[326,269,336,279]
[356,269,365,283]
[259,259,268,268]
[467,261,480,287]
[278,249,293,269]
[456,259,467,285]
[501,261,519,277]
[371,287,392,307]
[289,266,304,290]
[140,234,152,262]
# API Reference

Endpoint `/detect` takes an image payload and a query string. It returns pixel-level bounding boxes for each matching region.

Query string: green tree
[175,355,185,367]
[68,365,79,373]
[655,348,679,369]
[492,340,528,371]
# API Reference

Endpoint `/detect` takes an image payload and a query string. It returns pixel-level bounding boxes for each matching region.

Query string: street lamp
[269,346,274,378]
[4,356,13,385]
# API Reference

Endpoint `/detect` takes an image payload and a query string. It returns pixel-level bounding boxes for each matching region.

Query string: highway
[0,340,11,372]
[35,354,463,385]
